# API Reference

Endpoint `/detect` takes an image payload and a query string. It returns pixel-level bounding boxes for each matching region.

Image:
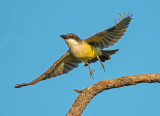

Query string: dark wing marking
[84,13,132,49]
[15,51,82,88]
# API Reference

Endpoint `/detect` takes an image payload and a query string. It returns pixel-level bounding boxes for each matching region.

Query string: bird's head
[60,33,80,41]
[60,33,81,47]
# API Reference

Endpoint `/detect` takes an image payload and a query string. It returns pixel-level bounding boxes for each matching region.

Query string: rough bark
[66,73,160,116]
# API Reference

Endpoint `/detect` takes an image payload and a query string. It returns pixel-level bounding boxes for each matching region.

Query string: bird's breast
[69,41,100,61]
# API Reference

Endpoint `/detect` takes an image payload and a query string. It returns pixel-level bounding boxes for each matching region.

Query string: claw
[89,69,95,78]
[86,63,95,78]
[101,62,105,72]
[97,55,105,72]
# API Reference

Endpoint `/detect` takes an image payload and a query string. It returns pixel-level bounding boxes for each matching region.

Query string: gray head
[60,33,81,41]
[60,33,82,48]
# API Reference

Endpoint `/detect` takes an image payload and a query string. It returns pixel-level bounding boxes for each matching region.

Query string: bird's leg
[87,63,95,78]
[97,56,105,72]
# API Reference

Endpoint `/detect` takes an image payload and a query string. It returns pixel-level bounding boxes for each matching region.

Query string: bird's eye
[72,35,74,38]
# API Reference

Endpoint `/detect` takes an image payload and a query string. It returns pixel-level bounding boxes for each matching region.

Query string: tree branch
[66,73,160,116]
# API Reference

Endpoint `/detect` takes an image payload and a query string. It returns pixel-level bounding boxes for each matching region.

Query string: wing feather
[15,51,82,88]
[84,13,132,49]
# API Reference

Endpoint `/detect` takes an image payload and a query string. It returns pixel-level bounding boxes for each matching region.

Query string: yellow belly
[70,41,100,63]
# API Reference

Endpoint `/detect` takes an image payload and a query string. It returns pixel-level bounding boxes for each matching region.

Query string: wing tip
[115,49,119,51]
[125,12,133,20]
[14,83,28,88]
[114,12,133,26]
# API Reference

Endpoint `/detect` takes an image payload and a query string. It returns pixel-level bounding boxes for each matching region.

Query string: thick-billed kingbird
[15,13,132,88]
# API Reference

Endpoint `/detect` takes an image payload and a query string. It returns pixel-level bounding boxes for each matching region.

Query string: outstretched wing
[84,13,132,49]
[15,51,82,88]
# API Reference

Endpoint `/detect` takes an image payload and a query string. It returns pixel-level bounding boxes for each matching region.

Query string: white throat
[65,39,79,48]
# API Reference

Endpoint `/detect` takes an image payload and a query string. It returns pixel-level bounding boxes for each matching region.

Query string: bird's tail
[99,49,119,62]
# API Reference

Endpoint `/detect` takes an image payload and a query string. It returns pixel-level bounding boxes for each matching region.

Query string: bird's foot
[89,69,95,78]
[101,63,105,72]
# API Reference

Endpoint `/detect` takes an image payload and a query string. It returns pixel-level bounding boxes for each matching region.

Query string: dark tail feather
[99,49,119,62]
[101,49,119,56]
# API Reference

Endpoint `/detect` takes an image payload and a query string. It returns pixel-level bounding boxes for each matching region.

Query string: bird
[15,13,132,88]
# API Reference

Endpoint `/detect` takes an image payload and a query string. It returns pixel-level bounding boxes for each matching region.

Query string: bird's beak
[60,35,67,39]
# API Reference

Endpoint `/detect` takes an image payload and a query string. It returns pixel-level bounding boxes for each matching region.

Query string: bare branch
[73,89,83,93]
[66,73,160,116]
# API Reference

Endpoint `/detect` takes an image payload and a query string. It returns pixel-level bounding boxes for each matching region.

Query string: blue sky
[0,0,160,116]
